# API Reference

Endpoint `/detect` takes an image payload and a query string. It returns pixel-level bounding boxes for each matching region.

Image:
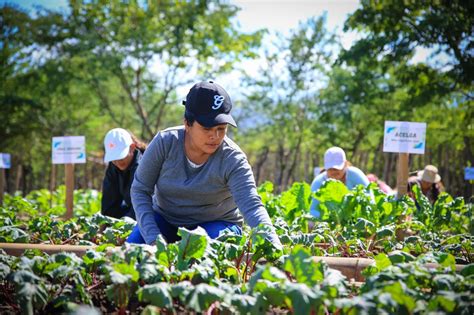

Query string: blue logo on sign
[413,142,424,149]
[54,141,61,148]
[77,153,84,159]
[386,127,396,134]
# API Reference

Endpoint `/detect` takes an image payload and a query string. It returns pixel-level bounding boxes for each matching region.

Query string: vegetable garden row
[0,181,472,314]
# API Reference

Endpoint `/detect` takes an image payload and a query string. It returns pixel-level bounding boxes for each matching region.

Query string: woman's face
[327,167,346,181]
[185,121,227,155]
[420,180,432,191]
[112,144,135,171]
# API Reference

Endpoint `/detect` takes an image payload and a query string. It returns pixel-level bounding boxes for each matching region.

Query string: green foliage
[280,182,312,223]
[176,227,209,270]
[343,1,473,87]
[138,283,173,309]
[284,245,323,286]
[0,183,472,313]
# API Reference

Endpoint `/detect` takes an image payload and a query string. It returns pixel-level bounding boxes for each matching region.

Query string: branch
[115,67,154,138]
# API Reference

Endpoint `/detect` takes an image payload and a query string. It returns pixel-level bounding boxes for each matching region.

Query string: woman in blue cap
[127,81,281,247]
[101,128,146,219]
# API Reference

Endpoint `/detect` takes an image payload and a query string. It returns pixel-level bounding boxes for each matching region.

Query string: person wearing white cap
[127,81,281,249]
[101,128,147,220]
[407,165,444,204]
[309,146,372,218]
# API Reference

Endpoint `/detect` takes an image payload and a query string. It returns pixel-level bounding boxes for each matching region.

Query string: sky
[233,0,360,48]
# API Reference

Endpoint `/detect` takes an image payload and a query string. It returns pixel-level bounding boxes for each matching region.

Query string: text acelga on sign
[383,121,427,154]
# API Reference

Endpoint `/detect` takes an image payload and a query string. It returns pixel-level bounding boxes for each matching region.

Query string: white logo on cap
[212,95,225,110]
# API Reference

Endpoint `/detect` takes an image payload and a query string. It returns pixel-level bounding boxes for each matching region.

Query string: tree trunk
[15,163,22,193]
[254,147,269,186]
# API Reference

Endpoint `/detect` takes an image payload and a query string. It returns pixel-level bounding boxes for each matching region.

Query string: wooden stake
[0,168,4,206]
[64,163,74,219]
[50,163,56,208]
[396,153,409,198]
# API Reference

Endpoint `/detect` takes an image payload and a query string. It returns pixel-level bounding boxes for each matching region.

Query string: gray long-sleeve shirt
[131,126,280,245]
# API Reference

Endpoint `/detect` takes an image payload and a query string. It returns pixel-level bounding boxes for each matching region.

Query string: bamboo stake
[0,243,96,257]
[0,243,465,283]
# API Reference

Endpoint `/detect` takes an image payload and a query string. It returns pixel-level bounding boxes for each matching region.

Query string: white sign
[465,167,474,180]
[383,121,426,154]
[52,136,86,164]
[0,153,11,169]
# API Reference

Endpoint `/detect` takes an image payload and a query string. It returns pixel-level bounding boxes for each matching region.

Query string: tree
[342,0,473,88]
[59,0,264,139]
[337,0,473,196]
[241,16,336,191]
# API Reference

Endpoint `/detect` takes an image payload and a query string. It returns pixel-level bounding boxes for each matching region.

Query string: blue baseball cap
[182,81,237,127]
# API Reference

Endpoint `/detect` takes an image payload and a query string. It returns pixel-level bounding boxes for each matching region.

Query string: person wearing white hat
[407,165,444,204]
[309,147,372,218]
[101,128,147,220]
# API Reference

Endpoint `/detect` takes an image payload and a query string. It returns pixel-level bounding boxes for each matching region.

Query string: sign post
[52,136,86,219]
[383,121,426,199]
[0,153,11,206]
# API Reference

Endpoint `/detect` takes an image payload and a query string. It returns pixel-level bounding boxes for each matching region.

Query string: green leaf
[354,218,376,235]
[280,182,312,222]
[113,262,139,282]
[284,245,323,286]
[382,281,416,311]
[0,262,11,278]
[248,265,287,292]
[376,226,394,239]
[283,282,317,315]
[138,283,173,309]
[183,283,225,312]
[388,251,415,264]
[428,291,458,312]
[0,226,30,243]
[177,227,208,269]
[374,253,392,270]
[460,263,474,277]
[155,234,171,268]
[170,281,193,300]
[436,253,456,271]
[140,305,164,315]
[17,282,48,311]
[253,280,286,306]
[230,293,268,315]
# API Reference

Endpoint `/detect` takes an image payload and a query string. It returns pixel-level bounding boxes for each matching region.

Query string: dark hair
[129,132,147,153]
[184,110,195,126]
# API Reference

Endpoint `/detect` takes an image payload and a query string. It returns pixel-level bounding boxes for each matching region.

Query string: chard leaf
[138,282,173,309]
[177,227,208,269]
[284,245,323,286]
[183,283,225,312]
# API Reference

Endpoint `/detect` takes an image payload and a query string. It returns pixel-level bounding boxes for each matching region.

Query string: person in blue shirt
[309,146,372,218]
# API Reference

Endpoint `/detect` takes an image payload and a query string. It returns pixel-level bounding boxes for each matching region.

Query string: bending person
[407,165,444,204]
[128,81,281,247]
[101,128,147,220]
[309,147,372,218]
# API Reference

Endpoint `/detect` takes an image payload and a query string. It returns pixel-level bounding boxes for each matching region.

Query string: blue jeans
[126,211,242,244]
